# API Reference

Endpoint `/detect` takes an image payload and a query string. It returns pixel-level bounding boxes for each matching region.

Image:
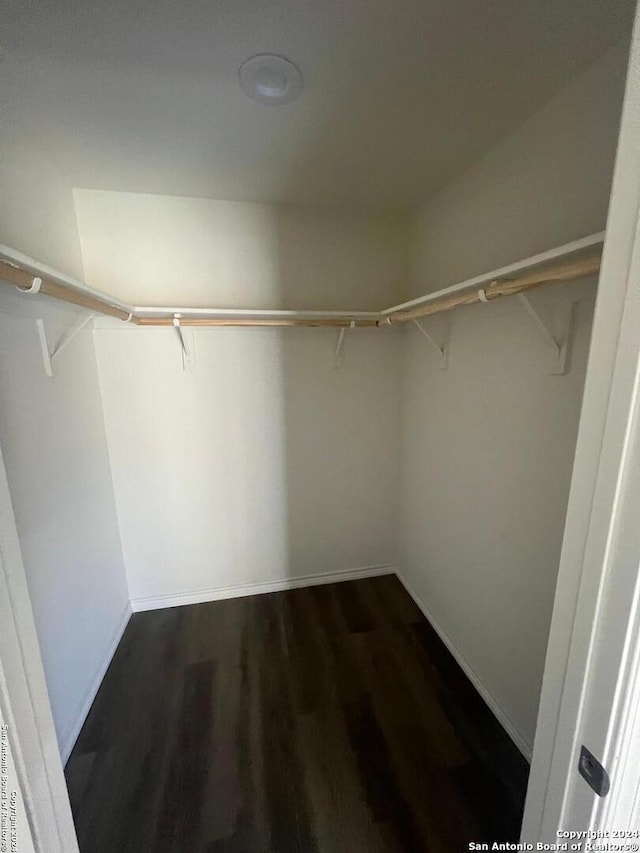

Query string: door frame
[0,440,79,852]
[522,3,640,840]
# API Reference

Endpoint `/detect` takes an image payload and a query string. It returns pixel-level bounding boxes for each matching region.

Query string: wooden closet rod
[0,261,138,323]
[0,233,604,329]
[380,253,602,325]
[136,316,378,327]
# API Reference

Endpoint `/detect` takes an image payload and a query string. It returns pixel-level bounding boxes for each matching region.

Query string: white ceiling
[2,0,635,212]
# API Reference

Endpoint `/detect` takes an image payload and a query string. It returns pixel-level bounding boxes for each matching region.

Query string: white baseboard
[131,564,396,612]
[60,600,132,764]
[395,570,533,761]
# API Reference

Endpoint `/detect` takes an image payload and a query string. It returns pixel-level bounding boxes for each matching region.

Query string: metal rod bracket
[173,314,194,370]
[35,313,96,377]
[23,276,42,294]
[333,319,356,368]
[518,294,576,374]
[35,320,53,378]
[51,314,95,361]
[551,300,578,376]
[411,318,449,369]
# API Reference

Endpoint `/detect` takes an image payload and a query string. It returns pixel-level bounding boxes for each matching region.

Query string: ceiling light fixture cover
[238,54,303,105]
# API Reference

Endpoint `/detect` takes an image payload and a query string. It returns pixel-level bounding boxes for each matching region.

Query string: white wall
[73,191,407,309]
[0,143,84,280]
[0,300,129,760]
[398,43,628,757]
[81,196,404,605]
[0,144,130,761]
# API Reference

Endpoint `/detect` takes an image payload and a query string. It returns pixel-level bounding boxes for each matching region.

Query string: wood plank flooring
[65,575,529,852]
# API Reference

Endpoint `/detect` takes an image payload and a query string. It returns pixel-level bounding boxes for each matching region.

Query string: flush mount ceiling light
[238,54,303,105]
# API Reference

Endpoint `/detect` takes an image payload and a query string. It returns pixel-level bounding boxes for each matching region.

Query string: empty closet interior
[0,0,636,848]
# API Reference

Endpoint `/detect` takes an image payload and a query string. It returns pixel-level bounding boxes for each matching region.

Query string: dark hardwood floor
[65,575,529,852]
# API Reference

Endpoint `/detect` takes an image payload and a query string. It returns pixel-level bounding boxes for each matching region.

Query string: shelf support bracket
[35,319,53,378]
[173,314,194,370]
[411,318,449,369]
[35,313,96,377]
[517,293,559,351]
[517,294,576,375]
[51,314,95,360]
[333,320,355,369]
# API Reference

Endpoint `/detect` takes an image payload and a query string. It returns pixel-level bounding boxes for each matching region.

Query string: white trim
[133,307,381,318]
[597,547,640,829]
[381,231,605,315]
[58,601,132,764]
[131,564,395,612]
[0,445,79,852]
[396,570,533,761]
